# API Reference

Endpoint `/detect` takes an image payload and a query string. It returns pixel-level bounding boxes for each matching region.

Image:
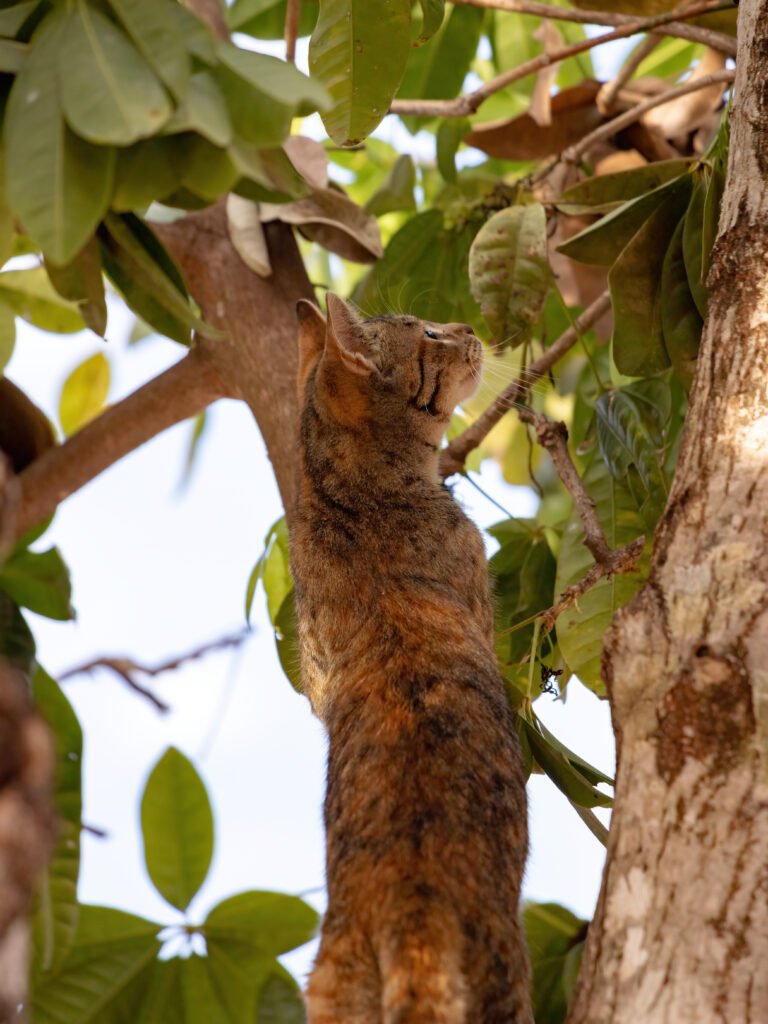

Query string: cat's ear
[325,294,376,377]
[296,299,326,396]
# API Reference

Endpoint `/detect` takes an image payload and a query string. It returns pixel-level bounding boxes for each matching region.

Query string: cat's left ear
[325,294,376,377]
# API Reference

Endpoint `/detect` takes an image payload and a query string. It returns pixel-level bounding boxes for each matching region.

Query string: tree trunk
[568,3,768,1021]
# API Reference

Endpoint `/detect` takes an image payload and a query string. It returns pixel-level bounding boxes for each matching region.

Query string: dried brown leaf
[260,187,382,263]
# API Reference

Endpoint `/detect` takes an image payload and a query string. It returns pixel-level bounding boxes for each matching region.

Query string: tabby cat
[291,294,532,1024]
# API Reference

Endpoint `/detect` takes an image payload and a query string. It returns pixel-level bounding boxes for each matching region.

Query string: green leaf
[436,117,470,184]
[45,239,107,337]
[179,411,209,489]
[229,0,319,39]
[106,0,190,102]
[141,746,214,911]
[610,184,692,378]
[0,267,86,333]
[248,517,292,624]
[5,11,116,264]
[204,890,318,960]
[113,137,182,213]
[533,715,613,788]
[364,154,416,216]
[524,901,587,1024]
[30,905,161,1024]
[275,589,302,694]
[660,217,702,390]
[0,38,26,72]
[415,0,445,44]
[215,39,328,148]
[59,352,111,438]
[0,590,35,671]
[0,1,37,38]
[163,71,232,147]
[0,301,15,373]
[523,717,612,809]
[702,112,728,278]
[172,4,217,65]
[557,175,691,267]
[0,546,73,620]
[682,170,709,319]
[59,2,171,145]
[557,159,693,215]
[397,4,484,130]
[309,0,410,146]
[257,969,305,1023]
[354,210,480,328]
[31,666,82,975]
[469,203,549,348]
[174,136,240,202]
[555,455,649,695]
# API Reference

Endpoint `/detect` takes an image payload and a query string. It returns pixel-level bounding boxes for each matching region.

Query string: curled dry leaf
[641,48,727,141]
[529,20,564,128]
[260,187,383,263]
[283,135,329,190]
[465,81,605,161]
[226,194,271,278]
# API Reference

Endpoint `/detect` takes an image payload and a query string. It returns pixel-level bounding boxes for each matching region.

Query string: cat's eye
[424,329,439,339]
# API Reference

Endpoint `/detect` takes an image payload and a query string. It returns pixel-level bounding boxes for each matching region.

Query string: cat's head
[296,294,482,442]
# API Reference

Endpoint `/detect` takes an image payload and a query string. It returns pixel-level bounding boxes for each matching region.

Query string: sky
[5,19,628,986]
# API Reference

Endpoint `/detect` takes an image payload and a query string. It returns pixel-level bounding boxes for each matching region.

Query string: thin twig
[564,69,735,164]
[598,35,662,115]
[451,0,737,55]
[391,3,736,117]
[439,291,611,478]
[285,0,301,63]
[517,407,614,563]
[60,629,251,714]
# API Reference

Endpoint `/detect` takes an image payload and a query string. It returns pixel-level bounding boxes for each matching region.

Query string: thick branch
[14,350,225,542]
[440,291,610,478]
[452,0,737,54]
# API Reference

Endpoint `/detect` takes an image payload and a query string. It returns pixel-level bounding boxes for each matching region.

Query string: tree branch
[14,350,226,542]
[440,291,611,478]
[391,5,734,119]
[564,69,735,164]
[285,0,301,62]
[452,0,737,54]
[59,628,250,713]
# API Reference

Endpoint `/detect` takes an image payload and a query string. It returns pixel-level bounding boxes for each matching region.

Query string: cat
[290,293,532,1024]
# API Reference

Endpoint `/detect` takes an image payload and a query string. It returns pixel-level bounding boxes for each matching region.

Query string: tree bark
[568,3,768,1022]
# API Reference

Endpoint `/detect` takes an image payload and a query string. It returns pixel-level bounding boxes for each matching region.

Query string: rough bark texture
[0,662,54,1021]
[568,3,768,1022]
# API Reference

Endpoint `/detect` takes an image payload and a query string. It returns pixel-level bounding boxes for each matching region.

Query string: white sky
[5,18,631,984]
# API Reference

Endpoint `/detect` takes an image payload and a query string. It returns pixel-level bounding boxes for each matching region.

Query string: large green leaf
[396,4,484,126]
[106,0,190,102]
[415,0,445,44]
[0,1,37,37]
[0,546,73,620]
[469,203,550,349]
[141,747,214,912]
[246,517,291,624]
[557,175,691,267]
[45,238,107,336]
[524,901,587,1024]
[364,154,416,216]
[0,591,35,671]
[204,890,318,960]
[0,267,86,333]
[113,138,182,212]
[0,301,14,373]
[256,968,306,1023]
[682,169,709,319]
[5,11,115,264]
[309,0,411,146]
[660,217,702,390]
[555,455,649,695]
[557,159,694,215]
[162,71,232,147]
[353,209,481,328]
[274,590,302,694]
[522,716,612,809]
[59,352,111,438]
[610,184,692,378]
[31,906,161,1024]
[59,2,171,145]
[31,667,82,975]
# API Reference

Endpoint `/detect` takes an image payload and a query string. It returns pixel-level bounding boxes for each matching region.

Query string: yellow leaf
[59,352,110,437]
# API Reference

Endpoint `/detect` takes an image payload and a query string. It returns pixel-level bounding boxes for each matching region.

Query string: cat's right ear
[296,299,327,397]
